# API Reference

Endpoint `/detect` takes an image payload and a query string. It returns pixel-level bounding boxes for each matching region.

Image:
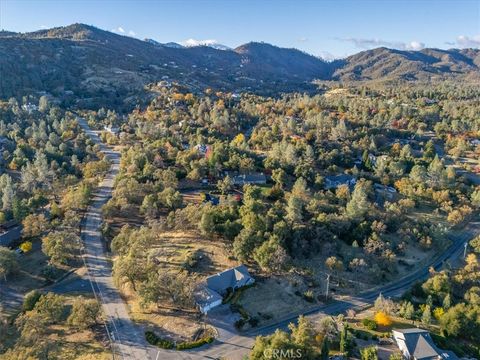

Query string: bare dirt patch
[149,231,238,276]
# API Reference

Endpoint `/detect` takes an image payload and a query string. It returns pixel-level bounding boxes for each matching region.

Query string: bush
[22,290,41,311]
[176,336,214,350]
[145,331,174,349]
[145,331,214,351]
[362,318,377,330]
[303,290,315,303]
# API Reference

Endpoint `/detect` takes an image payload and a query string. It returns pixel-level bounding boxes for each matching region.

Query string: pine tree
[422,305,432,325]
[403,301,415,321]
[339,323,349,354]
[346,181,370,219]
[426,295,433,307]
[443,294,451,310]
[320,338,329,360]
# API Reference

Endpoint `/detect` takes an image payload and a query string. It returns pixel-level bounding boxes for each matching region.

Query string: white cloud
[181,38,219,47]
[454,34,480,48]
[339,37,425,51]
[406,41,425,51]
[298,37,308,43]
[111,26,137,38]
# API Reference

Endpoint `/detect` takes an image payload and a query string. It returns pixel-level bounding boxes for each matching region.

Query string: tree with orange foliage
[374,311,392,327]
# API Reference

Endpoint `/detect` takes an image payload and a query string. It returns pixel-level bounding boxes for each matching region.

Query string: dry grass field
[119,230,237,340]
[237,274,324,325]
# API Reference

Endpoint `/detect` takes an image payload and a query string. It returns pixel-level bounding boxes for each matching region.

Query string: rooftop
[393,328,459,360]
[206,264,254,294]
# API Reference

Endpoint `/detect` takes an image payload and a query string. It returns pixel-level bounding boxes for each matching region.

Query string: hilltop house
[392,329,458,360]
[195,265,254,314]
[232,173,267,186]
[324,174,356,190]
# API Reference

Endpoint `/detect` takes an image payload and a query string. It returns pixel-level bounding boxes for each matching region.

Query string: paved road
[76,120,479,360]
[78,118,157,360]
[187,219,479,360]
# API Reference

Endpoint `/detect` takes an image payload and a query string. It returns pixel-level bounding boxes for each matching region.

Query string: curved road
[188,219,479,360]
[78,118,479,360]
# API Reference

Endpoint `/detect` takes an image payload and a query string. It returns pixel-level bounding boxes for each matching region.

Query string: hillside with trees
[1,24,479,110]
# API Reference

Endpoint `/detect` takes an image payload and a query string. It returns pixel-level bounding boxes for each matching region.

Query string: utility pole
[325,274,331,301]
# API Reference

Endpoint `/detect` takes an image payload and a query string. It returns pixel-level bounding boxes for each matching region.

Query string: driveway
[206,304,241,342]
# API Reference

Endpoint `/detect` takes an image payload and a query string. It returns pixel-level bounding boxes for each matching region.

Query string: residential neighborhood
[1,2,480,360]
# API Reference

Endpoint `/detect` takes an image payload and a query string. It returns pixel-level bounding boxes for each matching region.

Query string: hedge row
[145,331,214,350]
[176,336,214,350]
[145,331,174,349]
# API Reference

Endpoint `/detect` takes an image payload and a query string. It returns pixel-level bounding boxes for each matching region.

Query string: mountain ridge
[0,23,478,108]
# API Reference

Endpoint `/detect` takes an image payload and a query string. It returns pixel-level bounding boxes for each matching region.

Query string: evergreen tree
[443,294,452,310]
[346,180,370,219]
[320,338,329,360]
[422,305,432,325]
[339,323,350,354]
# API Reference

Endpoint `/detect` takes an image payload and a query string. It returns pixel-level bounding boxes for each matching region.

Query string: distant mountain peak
[181,39,231,51]
[0,23,479,109]
[163,42,185,49]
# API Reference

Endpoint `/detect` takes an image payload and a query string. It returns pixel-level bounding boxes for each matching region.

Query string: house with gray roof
[0,225,22,248]
[324,174,356,190]
[195,265,254,314]
[194,285,223,314]
[392,328,459,360]
[232,173,267,186]
[206,265,254,295]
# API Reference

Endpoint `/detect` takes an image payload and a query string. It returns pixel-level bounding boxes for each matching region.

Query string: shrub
[22,290,41,311]
[303,290,315,303]
[362,318,377,330]
[176,336,214,350]
[360,345,378,360]
[145,331,174,349]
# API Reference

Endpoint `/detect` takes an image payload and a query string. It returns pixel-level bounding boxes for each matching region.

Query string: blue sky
[1,0,479,58]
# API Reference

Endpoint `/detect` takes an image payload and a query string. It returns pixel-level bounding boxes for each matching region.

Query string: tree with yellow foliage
[374,311,392,327]
[19,241,33,253]
[231,133,246,147]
